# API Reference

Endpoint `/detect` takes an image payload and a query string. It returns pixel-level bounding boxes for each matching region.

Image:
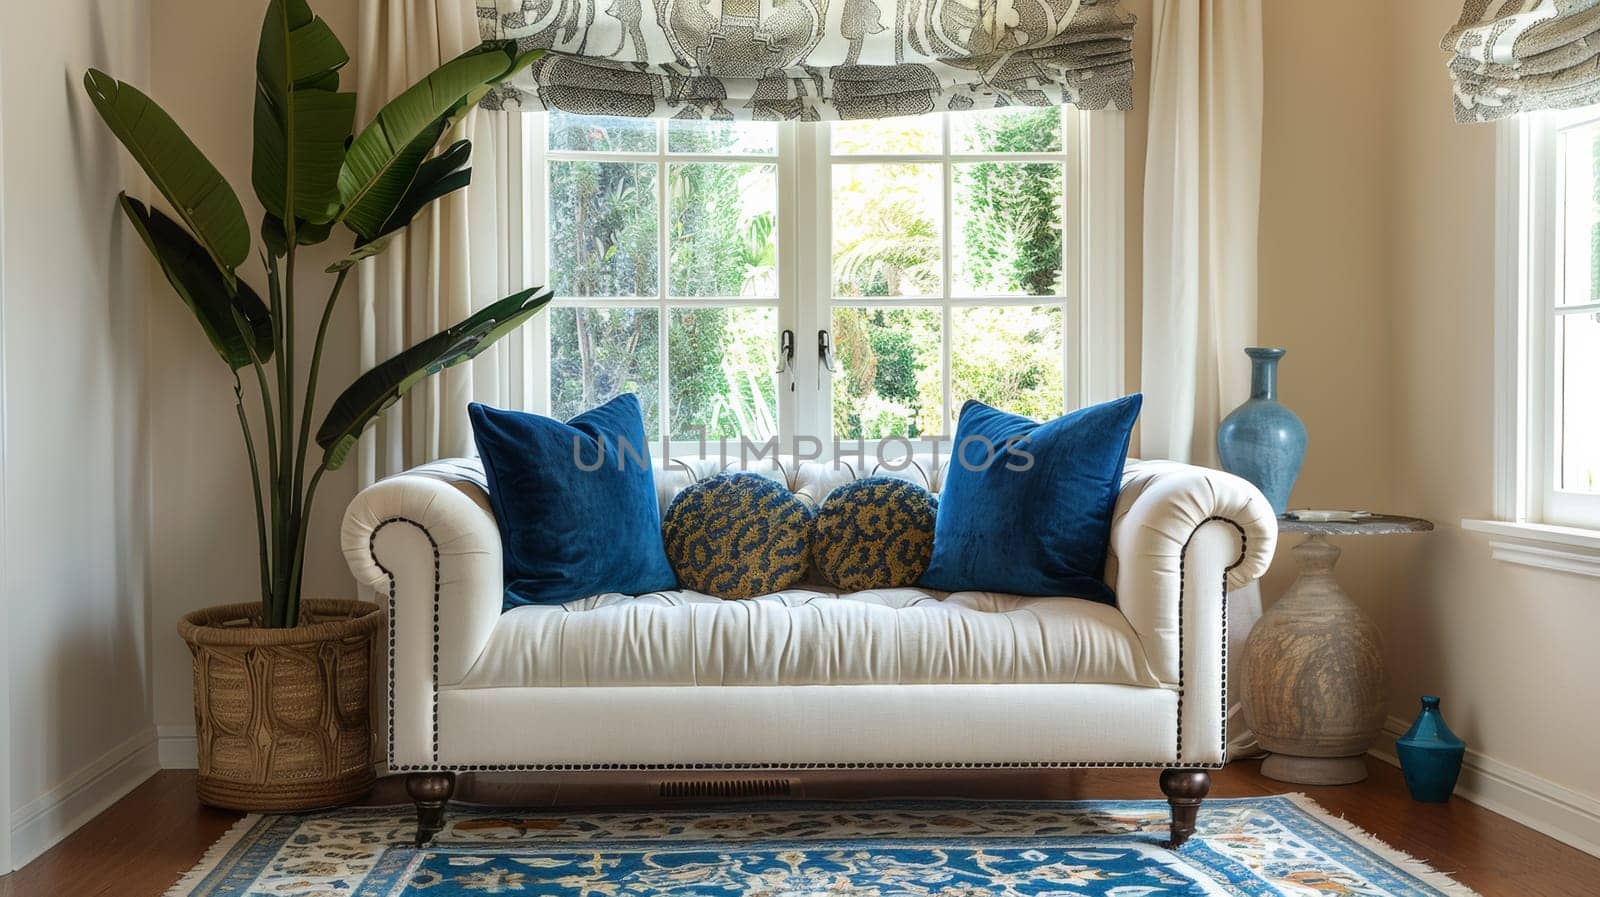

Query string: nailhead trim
[368,516,442,765]
[371,505,1249,773]
[1174,515,1247,764]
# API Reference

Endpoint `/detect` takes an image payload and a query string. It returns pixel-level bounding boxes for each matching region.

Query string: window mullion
[656,119,670,443]
[776,121,801,452]
[940,113,954,434]
[802,122,832,453]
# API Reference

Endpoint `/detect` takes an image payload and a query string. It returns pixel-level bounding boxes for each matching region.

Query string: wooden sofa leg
[1159,768,1210,849]
[406,772,457,847]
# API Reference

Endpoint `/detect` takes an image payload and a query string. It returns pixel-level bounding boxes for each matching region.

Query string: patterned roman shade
[475,0,1136,120]
[1445,0,1600,121]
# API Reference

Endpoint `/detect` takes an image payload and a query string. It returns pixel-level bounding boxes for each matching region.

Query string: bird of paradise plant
[84,0,551,627]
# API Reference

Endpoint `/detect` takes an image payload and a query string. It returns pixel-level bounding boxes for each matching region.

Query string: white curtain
[353,0,519,486]
[1139,0,1264,757]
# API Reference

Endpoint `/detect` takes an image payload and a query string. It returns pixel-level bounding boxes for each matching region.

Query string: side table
[1239,514,1433,785]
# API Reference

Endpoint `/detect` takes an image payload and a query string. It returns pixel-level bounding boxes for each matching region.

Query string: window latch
[776,329,795,374]
[818,329,837,373]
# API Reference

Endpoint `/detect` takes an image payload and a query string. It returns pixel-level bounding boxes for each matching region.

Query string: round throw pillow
[661,472,813,599]
[812,476,938,591]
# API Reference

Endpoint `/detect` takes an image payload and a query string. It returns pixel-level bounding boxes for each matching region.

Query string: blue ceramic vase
[1217,347,1306,515]
[1396,696,1467,803]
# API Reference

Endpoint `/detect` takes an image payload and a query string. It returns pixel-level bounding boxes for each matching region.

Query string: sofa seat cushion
[455,588,1160,689]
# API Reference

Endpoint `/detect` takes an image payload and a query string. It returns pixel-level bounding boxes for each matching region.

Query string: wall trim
[7,727,160,870]
[158,724,198,770]
[1373,716,1600,859]
[1461,517,1600,578]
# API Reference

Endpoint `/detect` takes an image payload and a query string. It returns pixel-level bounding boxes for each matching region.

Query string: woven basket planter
[179,598,384,811]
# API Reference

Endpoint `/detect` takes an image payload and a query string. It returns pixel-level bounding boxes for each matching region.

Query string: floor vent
[657,778,794,799]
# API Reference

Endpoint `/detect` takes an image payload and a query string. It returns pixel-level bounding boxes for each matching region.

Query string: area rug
[165,797,1478,897]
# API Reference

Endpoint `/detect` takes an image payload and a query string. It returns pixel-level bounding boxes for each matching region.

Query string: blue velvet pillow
[469,395,676,610]
[920,394,1142,605]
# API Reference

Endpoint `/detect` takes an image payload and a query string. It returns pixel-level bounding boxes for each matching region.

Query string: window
[1547,115,1600,526]
[1473,110,1600,548]
[514,108,1123,454]
[1447,111,1600,573]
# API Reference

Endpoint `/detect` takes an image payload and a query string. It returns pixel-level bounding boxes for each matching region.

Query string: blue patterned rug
[166,796,1478,897]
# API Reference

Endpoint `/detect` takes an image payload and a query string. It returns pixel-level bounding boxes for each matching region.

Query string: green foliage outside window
[548,123,777,440]
[832,107,1068,438]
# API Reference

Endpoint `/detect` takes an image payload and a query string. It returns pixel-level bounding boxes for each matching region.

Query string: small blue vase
[1396,696,1467,803]
[1217,347,1306,515]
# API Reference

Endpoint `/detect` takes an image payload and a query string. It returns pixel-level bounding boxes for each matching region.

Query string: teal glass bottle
[1396,696,1466,803]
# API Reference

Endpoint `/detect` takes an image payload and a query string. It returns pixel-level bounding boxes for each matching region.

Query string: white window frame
[509,110,1125,458]
[1463,112,1600,577]
[0,55,12,874]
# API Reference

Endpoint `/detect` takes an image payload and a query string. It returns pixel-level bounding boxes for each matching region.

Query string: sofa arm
[342,459,502,767]
[1109,460,1277,764]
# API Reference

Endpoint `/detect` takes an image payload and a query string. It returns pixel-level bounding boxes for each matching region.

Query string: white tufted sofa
[343,453,1276,847]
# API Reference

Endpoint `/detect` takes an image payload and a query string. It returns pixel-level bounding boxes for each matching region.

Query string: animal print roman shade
[1445,0,1600,122]
[474,0,1136,120]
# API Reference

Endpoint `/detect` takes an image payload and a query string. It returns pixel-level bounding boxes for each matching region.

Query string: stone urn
[1239,537,1386,784]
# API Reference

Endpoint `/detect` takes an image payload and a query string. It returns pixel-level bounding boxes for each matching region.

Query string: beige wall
[1255,4,1404,624]
[1,0,155,867]
[146,0,361,736]
[1389,0,1600,807]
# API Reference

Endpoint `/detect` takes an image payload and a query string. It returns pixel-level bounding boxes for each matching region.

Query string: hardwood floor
[3,759,1597,896]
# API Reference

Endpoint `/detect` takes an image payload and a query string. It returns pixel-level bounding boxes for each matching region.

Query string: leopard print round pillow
[661,472,813,599]
[812,476,938,591]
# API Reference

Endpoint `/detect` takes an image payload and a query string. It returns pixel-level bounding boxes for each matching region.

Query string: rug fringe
[1282,793,1484,897]
[162,814,261,897]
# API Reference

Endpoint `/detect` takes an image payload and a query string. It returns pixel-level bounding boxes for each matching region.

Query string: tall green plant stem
[281,266,350,627]
[241,264,282,624]
[286,460,329,626]
[233,373,271,603]
[275,247,298,624]
[261,254,290,625]
[294,267,349,520]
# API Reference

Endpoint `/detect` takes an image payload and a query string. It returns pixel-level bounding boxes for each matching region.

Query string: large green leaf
[84,70,250,279]
[325,140,472,272]
[119,193,272,369]
[336,41,530,240]
[252,0,355,228]
[262,212,334,257]
[315,286,552,469]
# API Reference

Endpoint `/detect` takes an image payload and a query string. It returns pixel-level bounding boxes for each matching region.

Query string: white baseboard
[158,724,198,770]
[8,727,160,870]
[1373,716,1600,859]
